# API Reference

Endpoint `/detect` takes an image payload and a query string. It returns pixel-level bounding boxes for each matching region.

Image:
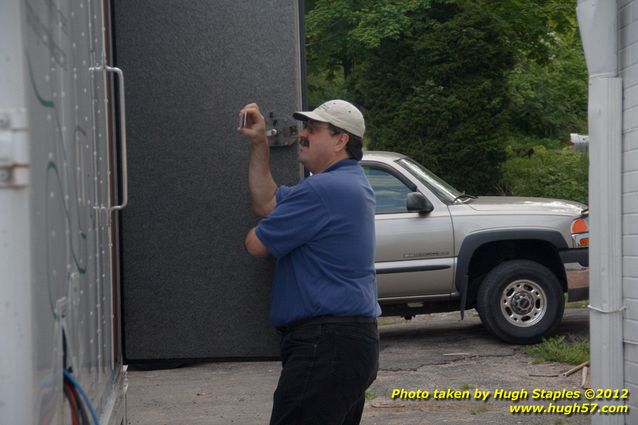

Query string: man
[237,100,381,425]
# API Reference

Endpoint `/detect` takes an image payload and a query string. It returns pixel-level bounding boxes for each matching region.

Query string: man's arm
[244,227,269,257]
[237,103,277,217]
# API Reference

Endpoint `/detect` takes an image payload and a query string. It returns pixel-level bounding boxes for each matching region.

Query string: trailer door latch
[0,109,29,189]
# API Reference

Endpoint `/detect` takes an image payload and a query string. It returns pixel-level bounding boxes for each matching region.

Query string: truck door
[362,163,455,299]
[113,0,304,360]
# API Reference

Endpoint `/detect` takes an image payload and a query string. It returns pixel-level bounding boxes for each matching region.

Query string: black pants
[270,318,379,425]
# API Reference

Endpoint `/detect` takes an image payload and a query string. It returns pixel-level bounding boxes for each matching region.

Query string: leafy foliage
[305,0,588,198]
[507,36,588,139]
[501,145,588,204]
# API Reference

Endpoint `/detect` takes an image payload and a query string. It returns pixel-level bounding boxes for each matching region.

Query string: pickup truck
[362,151,589,344]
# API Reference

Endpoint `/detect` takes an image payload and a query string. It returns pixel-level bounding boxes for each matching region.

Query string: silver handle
[105,65,128,211]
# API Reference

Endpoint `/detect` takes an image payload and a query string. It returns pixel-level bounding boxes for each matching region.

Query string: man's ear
[335,133,350,152]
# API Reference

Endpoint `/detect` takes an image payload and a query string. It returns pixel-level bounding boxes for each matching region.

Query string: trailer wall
[1,0,127,423]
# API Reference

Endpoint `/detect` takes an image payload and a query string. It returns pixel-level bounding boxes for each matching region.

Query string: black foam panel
[114,0,303,360]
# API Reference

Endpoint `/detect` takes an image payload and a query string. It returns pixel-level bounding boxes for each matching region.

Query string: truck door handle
[105,65,128,212]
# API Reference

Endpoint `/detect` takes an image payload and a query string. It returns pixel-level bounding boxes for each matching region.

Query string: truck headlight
[571,217,589,247]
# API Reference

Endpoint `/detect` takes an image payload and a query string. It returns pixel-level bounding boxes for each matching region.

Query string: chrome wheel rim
[500,279,547,327]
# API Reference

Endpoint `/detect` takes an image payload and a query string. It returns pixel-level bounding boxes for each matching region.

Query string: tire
[476,259,564,344]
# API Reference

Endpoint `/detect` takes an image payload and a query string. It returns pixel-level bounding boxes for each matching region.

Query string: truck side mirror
[406,192,434,214]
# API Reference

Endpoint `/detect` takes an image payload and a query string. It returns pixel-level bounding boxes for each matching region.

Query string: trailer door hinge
[0,109,29,189]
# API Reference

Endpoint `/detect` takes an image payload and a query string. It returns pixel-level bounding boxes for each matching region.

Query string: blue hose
[63,369,100,425]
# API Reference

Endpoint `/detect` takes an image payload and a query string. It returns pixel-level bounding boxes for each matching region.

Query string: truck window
[363,166,412,214]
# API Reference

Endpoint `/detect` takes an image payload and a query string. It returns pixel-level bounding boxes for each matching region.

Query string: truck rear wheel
[476,259,564,344]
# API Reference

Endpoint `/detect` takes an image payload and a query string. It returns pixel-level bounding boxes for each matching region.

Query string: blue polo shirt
[255,159,381,327]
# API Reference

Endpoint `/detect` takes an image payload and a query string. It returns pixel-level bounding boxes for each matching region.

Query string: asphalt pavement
[126,308,591,425]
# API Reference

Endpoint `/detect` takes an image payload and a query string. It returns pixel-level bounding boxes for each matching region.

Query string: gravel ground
[364,308,590,425]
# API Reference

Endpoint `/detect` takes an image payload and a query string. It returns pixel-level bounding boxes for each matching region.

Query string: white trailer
[1,0,127,423]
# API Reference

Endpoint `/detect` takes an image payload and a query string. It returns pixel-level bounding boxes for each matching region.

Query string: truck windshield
[397,157,462,204]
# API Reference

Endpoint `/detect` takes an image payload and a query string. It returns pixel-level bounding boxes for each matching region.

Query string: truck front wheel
[476,259,564,344]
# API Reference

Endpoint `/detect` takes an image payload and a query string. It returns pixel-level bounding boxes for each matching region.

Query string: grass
[365,389,377,400]
[522,336,589,365]
[566,300,588,309]
[377,317,405,327]
[469,405,489,415]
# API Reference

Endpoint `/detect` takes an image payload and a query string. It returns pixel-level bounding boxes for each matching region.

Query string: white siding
[624,343,638,419]
[621,2,638,422]
[625,319,638,343]
[625,256,638,277]
[625,85,638,109]
[626,128,638,150]
[626,237,638,256]
[624,213,638,234]
[624,149,638,171]
[625,277,638,298]
[624,170,638,192]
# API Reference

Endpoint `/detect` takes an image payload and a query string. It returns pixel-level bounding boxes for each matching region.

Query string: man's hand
[237,103,268,145]
[236,103,278,217]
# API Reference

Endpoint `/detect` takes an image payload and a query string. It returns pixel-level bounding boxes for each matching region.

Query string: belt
[277,315,377,334]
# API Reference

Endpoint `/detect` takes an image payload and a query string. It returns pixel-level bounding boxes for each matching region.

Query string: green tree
[506,13,588,140]
[305,0,587,196]
[496,0,588,202]
[501,145,588,204]
[350,1,518,193]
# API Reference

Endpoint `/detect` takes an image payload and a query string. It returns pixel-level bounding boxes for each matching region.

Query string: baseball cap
[293,100,365,138]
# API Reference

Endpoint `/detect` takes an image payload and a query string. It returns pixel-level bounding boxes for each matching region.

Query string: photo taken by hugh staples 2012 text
[390,387,630,416]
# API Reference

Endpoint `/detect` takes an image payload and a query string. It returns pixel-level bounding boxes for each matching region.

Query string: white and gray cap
[293,99,365,138]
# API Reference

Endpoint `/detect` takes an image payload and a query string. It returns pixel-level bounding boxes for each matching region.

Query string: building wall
[619,0,638,421]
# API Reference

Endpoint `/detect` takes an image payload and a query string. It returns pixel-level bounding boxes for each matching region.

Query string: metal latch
[265,111,299,147]
[0,109,29,189]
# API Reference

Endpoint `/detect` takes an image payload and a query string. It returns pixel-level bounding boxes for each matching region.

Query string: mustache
[299,138,309,147]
